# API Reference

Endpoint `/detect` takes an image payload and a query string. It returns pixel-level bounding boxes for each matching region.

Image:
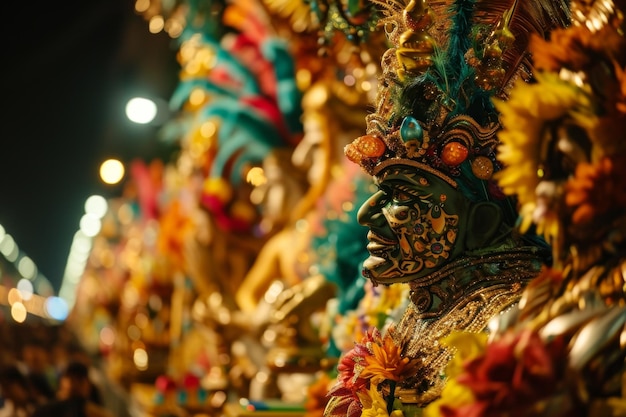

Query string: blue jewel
[400,116,423,142]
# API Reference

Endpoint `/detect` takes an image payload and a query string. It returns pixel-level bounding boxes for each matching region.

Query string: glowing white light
[17,256,36,280]
[64,259,87,278]
[71,231,93,254]
[68,249,90,264]
[79,213,102,237]
[100,159,125,185]
[0,234,16,257]
[5,247,18,263]
[85,195,108,218]
[44,296,69,321]
[125,97,158,124]
[17,279,34,300]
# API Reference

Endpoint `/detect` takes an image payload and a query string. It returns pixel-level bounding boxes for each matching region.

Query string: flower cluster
[423,329,562,417]
[325,327,420,417]
[494,71,594,249]
[494,5,626,259]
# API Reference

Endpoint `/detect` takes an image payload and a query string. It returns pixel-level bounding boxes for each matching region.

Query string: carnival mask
[358,166,470,285]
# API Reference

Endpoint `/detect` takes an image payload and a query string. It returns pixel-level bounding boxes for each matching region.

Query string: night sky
[0,1,180,292]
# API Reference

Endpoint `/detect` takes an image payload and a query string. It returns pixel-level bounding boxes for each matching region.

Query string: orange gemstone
[471,156,494,180]
[355,135,386,158]
[344,143,362,164]
[441,142,468,166]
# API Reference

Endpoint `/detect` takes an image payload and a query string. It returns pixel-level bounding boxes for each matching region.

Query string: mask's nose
[357,190,387,227]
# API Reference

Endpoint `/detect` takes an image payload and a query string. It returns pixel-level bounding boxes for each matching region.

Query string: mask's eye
[375,184,388,195]
[392,189,413,202]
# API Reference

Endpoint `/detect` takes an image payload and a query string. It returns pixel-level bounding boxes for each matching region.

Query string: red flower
[456,329,559,415]
[336,328,380,391]
[327,328,384,417]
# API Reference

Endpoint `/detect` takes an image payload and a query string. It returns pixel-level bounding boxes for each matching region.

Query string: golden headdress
[345,0,570,223]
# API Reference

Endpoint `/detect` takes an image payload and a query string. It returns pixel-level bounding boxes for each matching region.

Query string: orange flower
[360,331,419,385]
[530,28,591,72]
[565,155,626,225]
[530,21,626,76]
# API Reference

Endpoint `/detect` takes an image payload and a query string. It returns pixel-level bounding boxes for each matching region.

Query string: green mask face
[357,165,470,285]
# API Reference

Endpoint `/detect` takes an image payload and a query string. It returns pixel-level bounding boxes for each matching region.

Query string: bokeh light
[133,348,149,370]
[125,97,158,123]
[44,296,69,321]
[11,302,27,323]
[85,195,108,218]
[100,159,125,184]
[17,279,34,300]
[79,213,102,238]
[17,255,36,280]
[100,326,115,347]
[0,234,17,261]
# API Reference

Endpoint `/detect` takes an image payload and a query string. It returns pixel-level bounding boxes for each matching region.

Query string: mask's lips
[366,231,396,253]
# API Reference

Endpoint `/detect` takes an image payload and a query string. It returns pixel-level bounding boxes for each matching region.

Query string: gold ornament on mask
[396,0,436,79]
[345,134,387,165]
[474,1,518,90]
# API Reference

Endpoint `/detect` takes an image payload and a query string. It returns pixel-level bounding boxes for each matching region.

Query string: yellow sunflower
[494,72,593,245]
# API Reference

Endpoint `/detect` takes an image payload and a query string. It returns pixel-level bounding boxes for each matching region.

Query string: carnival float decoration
[325,1,571,416]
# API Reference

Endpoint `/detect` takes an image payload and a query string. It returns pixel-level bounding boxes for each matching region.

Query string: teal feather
[446,0,475,81]
[162,0,306,197]
[199,100,286,183]
[426,48,449,106]
[169,78,239,110]
[442,0,480,120]
[398,74,439,126]
[260,39,303,136]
